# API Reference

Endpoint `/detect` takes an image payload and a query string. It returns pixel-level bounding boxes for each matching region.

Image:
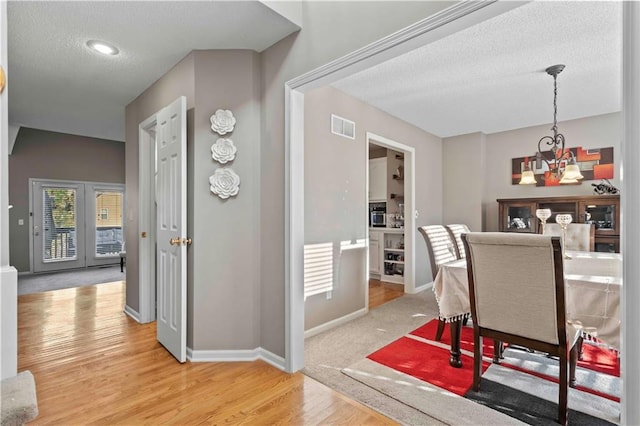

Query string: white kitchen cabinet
[369,231,382,276]
[369,158,387,201]
[382,231,404,285]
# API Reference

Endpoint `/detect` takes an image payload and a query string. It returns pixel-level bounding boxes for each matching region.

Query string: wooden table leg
[449,319,463,368]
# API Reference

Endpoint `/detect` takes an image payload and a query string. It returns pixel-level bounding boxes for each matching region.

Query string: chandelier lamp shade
[519,64,584,185]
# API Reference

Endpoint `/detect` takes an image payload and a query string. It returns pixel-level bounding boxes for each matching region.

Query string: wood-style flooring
[18,281,400,425]
[368,279,404,309]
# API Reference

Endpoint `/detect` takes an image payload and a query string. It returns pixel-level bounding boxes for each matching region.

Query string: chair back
[445,224,471,259]
[543,223,595,251]
[418,225,458,280]
[461,232,567,345]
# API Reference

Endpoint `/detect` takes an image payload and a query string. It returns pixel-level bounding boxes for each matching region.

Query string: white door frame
[284,0,524,376]
[285,5,640,424]
[366,133,416,294]
[138,114,157,324]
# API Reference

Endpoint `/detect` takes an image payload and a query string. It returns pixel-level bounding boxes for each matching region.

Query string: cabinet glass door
[505,204,535,232]
[580,201,618,235]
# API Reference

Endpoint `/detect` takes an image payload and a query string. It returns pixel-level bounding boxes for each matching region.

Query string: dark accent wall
[9,127,125,272]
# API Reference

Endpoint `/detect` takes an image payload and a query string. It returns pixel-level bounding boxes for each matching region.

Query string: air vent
[331,114,355,140]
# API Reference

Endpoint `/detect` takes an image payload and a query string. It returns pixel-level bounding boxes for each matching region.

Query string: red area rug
[367,336,490,396]
[368,319,620,399]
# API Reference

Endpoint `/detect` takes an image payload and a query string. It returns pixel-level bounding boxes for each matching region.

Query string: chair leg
[577,335,584,361]
[570,337,581,388]
[435,318,446,341]
[492,340,502,364]
[120,257,124,273]
[559,349,569,426]
[473,333,482,391]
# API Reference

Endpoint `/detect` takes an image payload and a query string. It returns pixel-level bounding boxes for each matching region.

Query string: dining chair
[418,225,459,341]
[445,224,471,259]
[543,223,595,251]
[461,232,580,426]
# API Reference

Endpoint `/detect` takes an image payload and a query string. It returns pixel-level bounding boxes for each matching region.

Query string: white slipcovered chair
[543,223,595,251]
[445,224,471,259]
[418,225,459,341]
[461,232,581,426]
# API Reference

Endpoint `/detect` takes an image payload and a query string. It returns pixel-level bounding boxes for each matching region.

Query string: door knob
[182,238,192,246]
[169,237,181,246]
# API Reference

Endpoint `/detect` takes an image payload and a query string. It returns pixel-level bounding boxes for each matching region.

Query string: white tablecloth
[432,250,622,349]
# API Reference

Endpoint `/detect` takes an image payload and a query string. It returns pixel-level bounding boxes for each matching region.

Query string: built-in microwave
[369,202,386,227]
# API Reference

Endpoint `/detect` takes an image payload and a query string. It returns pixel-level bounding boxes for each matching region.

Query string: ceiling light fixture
[86,40,119,56]
[519,64,584,185]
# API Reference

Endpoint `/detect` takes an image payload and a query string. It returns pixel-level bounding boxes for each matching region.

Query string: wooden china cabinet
[497,195,620,252]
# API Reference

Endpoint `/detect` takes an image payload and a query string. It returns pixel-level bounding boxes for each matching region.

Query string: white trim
[366,132,416,294]
[284,87,305,373]
[257,348,286,371]
[622,3,640,424]
[186,347,286,371]
[123,304,141,323]
[138,114,157,324]
[411,282,433,294]
[284,1,523,375]
[303,307,368,339]
[286,1,522,92]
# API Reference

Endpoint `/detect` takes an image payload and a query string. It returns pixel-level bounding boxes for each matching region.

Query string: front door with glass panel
[31,180,125,273]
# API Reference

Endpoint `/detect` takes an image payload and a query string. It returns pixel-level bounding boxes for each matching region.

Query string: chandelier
[519,64,584,185]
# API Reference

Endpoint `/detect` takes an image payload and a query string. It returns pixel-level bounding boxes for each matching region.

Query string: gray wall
[304,85,442,329]
[441,113,621,233]
[483,112,621,231]
[125,50,262,351]
[124,52,195,315]
[442,132,485,232]
[124,1,456,357]
[190,50,262,350]
[260,0,454,355]
[8,127,125,271]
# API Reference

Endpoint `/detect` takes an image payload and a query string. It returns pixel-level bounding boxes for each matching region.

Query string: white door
[32,180,125,272]
[32,181,86,272]
[155,96,187,363]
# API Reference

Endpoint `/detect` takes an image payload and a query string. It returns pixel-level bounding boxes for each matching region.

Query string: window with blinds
[43,188,77,262]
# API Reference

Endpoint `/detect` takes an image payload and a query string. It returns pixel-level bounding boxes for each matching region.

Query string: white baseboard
[304,307,368,339]
[187,347,286,371]
[410,281,433,294]
[257,348,286,370]
[123,305,141,322]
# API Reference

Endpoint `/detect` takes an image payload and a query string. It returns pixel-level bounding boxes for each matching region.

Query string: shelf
[384,248,404,252]
[384,260,404,265]
[390,193,404,200]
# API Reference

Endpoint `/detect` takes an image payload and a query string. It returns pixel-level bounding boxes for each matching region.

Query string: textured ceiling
[333,1,622,138]
[7,1,300,142]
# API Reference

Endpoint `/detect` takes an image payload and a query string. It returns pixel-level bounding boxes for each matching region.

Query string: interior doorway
[366,133,415,293]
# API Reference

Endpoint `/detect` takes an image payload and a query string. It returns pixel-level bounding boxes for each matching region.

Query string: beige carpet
[303,290,448,425]
[304,289,619,425]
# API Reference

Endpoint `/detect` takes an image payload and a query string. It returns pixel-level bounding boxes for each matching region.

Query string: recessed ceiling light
[86,40,119,56]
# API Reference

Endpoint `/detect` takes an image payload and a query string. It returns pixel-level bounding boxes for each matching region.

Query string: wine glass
[555,214,573,259]
[536,209,552,234]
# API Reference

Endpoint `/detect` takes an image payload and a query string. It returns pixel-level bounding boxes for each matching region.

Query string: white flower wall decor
[211,138,237,164]
[209,168,240,199]
[210,109,236,135]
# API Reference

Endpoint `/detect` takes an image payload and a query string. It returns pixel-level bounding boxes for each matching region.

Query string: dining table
[433,250,622,368]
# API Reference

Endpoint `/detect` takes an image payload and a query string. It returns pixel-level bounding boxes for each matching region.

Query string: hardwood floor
[368,279,404,309]
[18,282,396,425]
